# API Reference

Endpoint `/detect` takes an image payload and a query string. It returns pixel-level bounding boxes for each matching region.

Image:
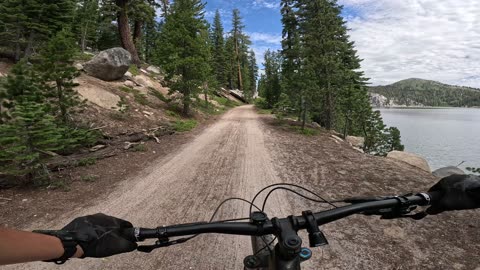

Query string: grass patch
[173,119,197,132]
[132,144,148,152]
[48,179,71,191]
[212,96,239,108]
[129,65,140,76]
[134,92,149,105]
[81,175,99,182]
[77,157,97,167]
[149,87,170,103]
[257,109,272,115]
[119,86,150,106]
[73,52,93,61]
[291,126,318,136]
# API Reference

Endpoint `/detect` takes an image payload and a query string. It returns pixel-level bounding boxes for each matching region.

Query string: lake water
[378,108,480,171]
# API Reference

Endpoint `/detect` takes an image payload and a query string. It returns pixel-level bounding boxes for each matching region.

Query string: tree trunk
[301,96,306,130]
[116,0,141,66]
[14,25,22,62]
[24,31,35,59]
[57,79,68,124]
[133,21,143,44]
[235,41,243,91]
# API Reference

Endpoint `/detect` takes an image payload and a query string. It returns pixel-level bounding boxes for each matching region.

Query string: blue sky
[203,0,480,88]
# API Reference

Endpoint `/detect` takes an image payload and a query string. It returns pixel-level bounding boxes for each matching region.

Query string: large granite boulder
[387,151,431,172]
[84,48,131,81]
[432,166,465,179]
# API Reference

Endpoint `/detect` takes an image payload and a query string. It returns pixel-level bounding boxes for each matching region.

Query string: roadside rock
[124,80,135,88]
[346,136,365,148]
[84,47,131,81]
[74,63,84,71]
[0,72,6,77]
[134,74,155,88]
[387,151,431,172]
[147,66,161,74]
[124,71,133,79]
[432,166,465,178]
[312,122,321,128]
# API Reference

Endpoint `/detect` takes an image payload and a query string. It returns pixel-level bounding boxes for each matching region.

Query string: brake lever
[137,237,191,253]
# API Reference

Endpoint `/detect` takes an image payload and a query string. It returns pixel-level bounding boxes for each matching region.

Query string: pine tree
[2,60,43,105]
[154,0,211,115]
[36,30,82,124]
[211,10,227,88]
[0,101,64,180]
[280,0,302,115]
[246,50,258,100]
[0,0,75,61]
[73,0,101,52]
[262,50,282,108]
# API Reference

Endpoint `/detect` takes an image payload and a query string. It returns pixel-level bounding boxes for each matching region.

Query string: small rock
[330,135,344,143]
[124,71,133,78]
[74,63,84,71]
[143,111,154,116]
[134,74,155,88]
[147,66,161,74]
[312,122,321,128]
[140,69,148,74]
[22,199,28,202]
[90,145,106,152]
[0,72,5,77]
[124,80,135,88]
[353,147,364,153]
[337,170,347,175]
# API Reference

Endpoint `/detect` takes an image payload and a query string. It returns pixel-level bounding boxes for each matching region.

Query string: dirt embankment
[1,105,479,270]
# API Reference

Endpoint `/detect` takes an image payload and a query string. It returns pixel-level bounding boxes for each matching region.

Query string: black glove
[62,213,137,258]
[427,174,480,215]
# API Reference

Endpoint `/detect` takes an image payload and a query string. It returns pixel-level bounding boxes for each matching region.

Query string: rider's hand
[62,213,137,258]
[427,174,480,215]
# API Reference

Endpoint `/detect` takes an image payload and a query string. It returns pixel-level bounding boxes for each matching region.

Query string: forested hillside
[369,78,480,107]
[256,0,404,156]
[0,0,258,184]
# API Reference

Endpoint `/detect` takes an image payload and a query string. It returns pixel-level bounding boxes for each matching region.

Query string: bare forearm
[0,227,83,265]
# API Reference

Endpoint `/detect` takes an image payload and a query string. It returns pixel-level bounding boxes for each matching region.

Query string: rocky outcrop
[84,47,131,81]
[346,136,365,148]
[387,151,431,172]
[432,166,465,178]
[146,66,161,74]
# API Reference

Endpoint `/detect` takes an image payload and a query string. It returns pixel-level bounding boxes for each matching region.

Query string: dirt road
[4,105,291,270]
[3,105,480,269]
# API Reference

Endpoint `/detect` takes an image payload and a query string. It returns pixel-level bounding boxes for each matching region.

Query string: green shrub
[119,86,133,93]
[149,88,170,103]
[80,175,98,182]
[128,65,140,76]
[77,157,97,167]
[132,144,147,152]
[73,52,93,61]
[254,97,270,109]
[173,119,197,132]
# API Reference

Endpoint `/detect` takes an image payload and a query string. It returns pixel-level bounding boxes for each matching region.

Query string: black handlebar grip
[120,227,139,242]
[426,191,443,205]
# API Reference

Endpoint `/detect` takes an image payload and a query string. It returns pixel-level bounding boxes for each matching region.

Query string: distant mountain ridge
[369,78,480,107]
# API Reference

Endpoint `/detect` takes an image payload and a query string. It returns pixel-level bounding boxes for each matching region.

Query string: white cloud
[252,0,280,10]
[248,32,282,44]
[339,0,480,87]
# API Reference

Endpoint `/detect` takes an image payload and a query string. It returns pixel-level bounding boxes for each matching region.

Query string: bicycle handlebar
[126,192,440,242]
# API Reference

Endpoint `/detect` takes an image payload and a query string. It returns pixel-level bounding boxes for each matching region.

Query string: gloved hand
[427,174,480,215]
[62,213,137,258]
